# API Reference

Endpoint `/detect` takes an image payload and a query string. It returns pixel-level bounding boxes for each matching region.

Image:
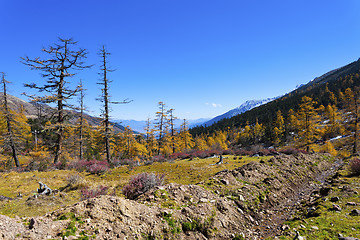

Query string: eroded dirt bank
[0,153,343,239]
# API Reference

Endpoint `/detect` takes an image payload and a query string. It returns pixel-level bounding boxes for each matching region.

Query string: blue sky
[1,0,360,121]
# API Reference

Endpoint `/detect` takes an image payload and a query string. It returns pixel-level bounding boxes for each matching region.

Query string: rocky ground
[0,153,359,240]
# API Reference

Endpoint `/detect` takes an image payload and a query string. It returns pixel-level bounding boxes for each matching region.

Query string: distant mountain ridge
[190,58,360,136]
[114,118,210,133]
[0,93,125,132]
[203,97,278,127]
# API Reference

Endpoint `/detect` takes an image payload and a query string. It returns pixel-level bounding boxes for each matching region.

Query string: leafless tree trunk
[167,108,177,153]
[79,79,85,160]
[1,73,20,167]
[98,46,131,163]
[155,102,167,155]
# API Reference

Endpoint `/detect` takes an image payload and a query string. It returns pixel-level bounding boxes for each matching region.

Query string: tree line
[2,38,360,169]
[0,38,230,169]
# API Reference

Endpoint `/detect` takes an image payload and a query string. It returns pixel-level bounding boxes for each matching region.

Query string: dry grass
[0,155,269,217]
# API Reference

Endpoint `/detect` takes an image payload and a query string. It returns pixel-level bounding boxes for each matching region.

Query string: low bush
[151,155,166,162]
[80,185,109,200]
[169,152,190,160]
[68,159,109,175]
[349,158,360,176]
[122,172,165,200]
[66,174,85,190]
[279,148,308,155]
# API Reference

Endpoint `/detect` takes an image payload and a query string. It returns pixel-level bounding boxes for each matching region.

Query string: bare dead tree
[78,79,85,160]
[97,45,131,163]
[167,108,177,153]
[154,102,167,155]
[21,38,91,163]
[0,73,20,167]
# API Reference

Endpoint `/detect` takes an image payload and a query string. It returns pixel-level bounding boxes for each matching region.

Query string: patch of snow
[329,135,344,141]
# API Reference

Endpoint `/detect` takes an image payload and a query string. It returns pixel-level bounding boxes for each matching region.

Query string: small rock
[293,230,304,240]
[346,202,357,206]
[299,224,306,228]
[239,195,245,201]
[247,215,254,222]
[350,209,360,216]
[199,198,208,203]
[281,225,290,231]
[320,187,331,196]
[338,233,360,240]
[331,204,342,212]
[146,195,154,201]
[29,218,35,230]
[311,226,319,230]
[330,196,340,202]
[220,179,229,185]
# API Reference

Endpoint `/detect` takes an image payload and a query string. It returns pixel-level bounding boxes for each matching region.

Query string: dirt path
[257,159,344,239]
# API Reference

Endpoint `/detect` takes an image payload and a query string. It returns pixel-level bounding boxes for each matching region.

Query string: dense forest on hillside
[190,59,360,153]
[1,38,360,171]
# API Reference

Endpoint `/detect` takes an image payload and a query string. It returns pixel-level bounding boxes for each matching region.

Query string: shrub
[80,185,109,200]
[66,174,85,190]
[169,152,190,160]
[349,158,360,176]
[279,148,308,155]
[112,158,134,167]
[68,159,109,175]
[151,155,166,162]
[122,172,165,200]
[222,149,234,155]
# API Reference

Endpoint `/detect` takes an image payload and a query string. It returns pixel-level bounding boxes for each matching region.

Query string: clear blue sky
[1,0,360,121]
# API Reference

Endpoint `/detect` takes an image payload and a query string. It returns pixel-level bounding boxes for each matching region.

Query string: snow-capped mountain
[202,97,278,127]
[113,118,210,133]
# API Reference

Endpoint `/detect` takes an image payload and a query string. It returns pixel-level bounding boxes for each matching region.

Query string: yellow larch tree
[296,96,320,152]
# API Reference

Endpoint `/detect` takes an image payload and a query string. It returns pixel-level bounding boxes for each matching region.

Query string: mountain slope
[203,97,278,127]
[114,118,210,133]
[0,93,125,132]
[190,58,360,136]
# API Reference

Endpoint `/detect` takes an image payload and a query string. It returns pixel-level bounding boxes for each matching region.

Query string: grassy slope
[0,155,270,217]
[266,166,360,240]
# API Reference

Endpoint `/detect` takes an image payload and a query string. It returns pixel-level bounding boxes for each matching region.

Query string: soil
[0,153,346,239]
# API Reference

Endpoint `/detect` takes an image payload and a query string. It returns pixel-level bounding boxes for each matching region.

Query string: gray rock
[281,225,290,231]
[293,230,304,240]
[350,209,360,216]
[338,233,360,240]
[331,204,342,212]
[346,202,357,206]
[330,196,340,202]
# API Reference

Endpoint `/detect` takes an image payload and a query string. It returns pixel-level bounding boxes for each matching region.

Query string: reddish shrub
[349,158,360,176]
[122,172,165,200]
[80,185,109,200]
[169,152,190,160]
[190,150,210,159]
[279,148,308,155]
[259,149,270,156]
[69,159,109,174]
[151,155,166,162]
[222,149,234,155]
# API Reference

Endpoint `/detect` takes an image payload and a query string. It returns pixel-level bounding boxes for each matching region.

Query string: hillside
[1,153,357,239]
[113,118,210,133]
[0,93,125,132]
[190,58,360,136]
[203,97,278,127]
